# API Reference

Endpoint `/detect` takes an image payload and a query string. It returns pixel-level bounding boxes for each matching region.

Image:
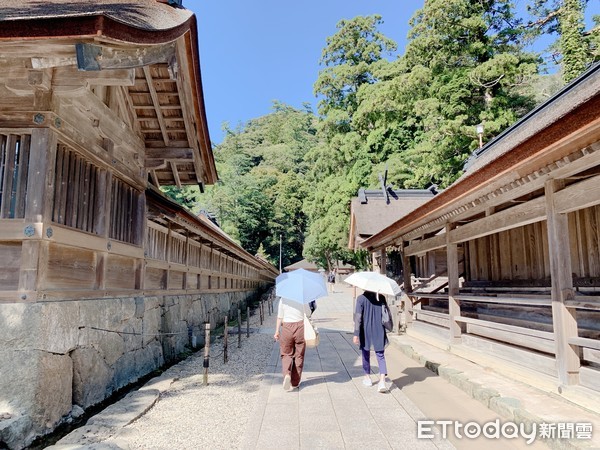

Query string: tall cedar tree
[356,0,540,189]
[304,16,396,270]
[526,0,598,82]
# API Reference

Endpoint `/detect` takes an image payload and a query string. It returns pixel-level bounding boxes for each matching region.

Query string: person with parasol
[345,272,400,393]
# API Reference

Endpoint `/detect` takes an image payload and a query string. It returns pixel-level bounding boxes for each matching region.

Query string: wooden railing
[406,289,600,370]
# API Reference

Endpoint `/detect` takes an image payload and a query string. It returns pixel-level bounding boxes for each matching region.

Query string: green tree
[526,0,598,81]
[304,15,397,268]
[196,103,319,267]
[356,0,539,188]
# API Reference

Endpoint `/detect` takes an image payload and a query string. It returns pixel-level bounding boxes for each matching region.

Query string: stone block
[134,297,145,319]
[134,342,163,376]
[0,350,37,413]
[0,414,35,450]
[472,385,500,407]
[112,351,139,391]
[38,302,79,354]
[72,347,112,409]
[489,396,521,420]
[142,306,161,347]
[34,351,73,430]
[0,303,40,350]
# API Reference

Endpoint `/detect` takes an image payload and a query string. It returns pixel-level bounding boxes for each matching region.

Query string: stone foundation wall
[0,289,262,449]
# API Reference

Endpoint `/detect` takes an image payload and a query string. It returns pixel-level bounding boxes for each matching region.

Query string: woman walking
[274,297,308,391]
[353,290,389,392]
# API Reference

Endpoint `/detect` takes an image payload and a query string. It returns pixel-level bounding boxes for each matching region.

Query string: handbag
[303,314,319,348]
[382,302,393,332]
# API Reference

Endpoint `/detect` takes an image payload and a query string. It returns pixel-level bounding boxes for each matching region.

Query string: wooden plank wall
[0,130,272,300]
[467,221,550,283]
[465,205,600,284]
[143,221,263,293]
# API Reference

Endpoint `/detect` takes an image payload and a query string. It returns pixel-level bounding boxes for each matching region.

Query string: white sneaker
[377,381,387,393]
[362,377,372,387]
[283,374,292,391]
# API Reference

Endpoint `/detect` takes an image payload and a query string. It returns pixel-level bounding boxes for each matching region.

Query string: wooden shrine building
[0,1,277,447]
[360,63,600,397]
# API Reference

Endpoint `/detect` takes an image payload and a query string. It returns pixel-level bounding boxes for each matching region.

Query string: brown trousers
[280,320,306,387]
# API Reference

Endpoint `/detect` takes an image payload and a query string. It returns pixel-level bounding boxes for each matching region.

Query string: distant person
[353,290,389,393]
[327,269,336,293]
[274,297,309,391]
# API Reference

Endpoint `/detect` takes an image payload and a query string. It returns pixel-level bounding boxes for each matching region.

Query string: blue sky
[188,0,423,144]
[187,0,598,145]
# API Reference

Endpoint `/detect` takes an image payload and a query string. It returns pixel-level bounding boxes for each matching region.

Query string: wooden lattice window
[53,144,100,234]
[146,226,167,260]
[0,134,30,219]
[109,177,142,245]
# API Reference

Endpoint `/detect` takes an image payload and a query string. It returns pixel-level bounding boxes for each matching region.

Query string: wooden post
[203,322,211,385]
[259,299,263,325]
[379,248,387,275]
[545,180,580,386]
[427,251,436,279]
[223,315,228,363]
[446,224,462,344]
[20,129,56,294]
[246,306,250,338]
[237,307,242,348]
[165,223,172,290]
[95,170,112,291]
[402,241,414,325]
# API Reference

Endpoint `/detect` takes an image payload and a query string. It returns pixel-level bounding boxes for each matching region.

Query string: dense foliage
[165,1,597,269]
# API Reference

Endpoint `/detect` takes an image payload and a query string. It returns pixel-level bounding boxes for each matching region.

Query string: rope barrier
[89,326,188,337]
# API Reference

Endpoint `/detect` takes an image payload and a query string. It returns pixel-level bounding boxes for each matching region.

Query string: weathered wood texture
[464,204,600,285]
[0,131,274,300]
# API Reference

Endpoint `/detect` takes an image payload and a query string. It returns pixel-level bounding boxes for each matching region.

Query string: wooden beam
[401,140,600,243]
[145,147,194,160]
[170,161,182,189]
[53,67,135,87]
[450,196,546,244]
[76,42,176,71]
[545,179,580,385]
[405,233,446,257]
[150,169,160,187]
[174,37,205,185]
[142,66,170,146]
[554,172,600,214]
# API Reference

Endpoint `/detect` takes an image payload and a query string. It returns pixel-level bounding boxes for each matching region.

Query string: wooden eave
[362,67,600,252]
[0,10,217,189]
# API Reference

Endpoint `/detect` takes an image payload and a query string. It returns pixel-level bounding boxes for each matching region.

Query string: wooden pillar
[427,251,436,279]
[379,248,387,275]
[446,223,461,344]
[183,232,190,290]
[135,187,147,291]
[372,248,386,274]
[401,241,414,325]
[165,223,172,290]
[545,180,580,386]
[19,129,56,294]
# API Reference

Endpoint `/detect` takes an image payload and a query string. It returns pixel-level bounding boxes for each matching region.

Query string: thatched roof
[0,1,192,37]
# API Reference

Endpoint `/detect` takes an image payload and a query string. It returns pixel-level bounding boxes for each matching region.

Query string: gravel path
[85,307,278,450]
